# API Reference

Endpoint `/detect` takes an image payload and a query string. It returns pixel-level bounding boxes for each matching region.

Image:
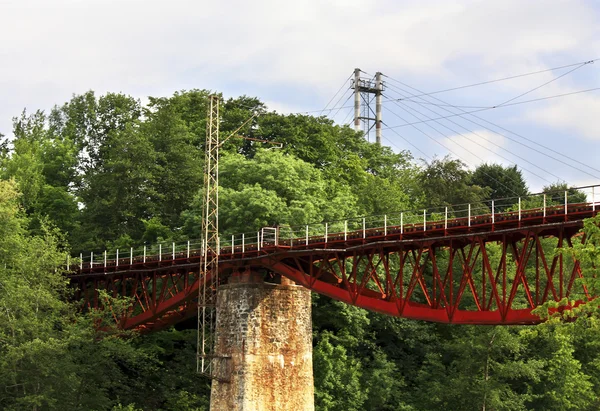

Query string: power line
[381,105,534,195]
[382,123,432,161]
[383,76,600,179]
[382,58,598,100]
[494,61,591,107]
[382,87,600,129]
[382,89,562,183]
[319,74,353,116]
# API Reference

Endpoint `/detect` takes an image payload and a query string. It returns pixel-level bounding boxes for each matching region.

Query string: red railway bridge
[69,187,599,332]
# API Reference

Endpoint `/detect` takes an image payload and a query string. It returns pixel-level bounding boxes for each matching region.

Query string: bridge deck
[68,201,598,330]
[71,202,598,276]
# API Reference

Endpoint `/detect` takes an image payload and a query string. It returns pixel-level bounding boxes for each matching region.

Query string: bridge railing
[70,185,599,271]
[276,184,599,247]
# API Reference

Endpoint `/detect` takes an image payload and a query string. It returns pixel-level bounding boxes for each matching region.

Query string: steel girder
[264,225,590,325]
[70,217,597,331]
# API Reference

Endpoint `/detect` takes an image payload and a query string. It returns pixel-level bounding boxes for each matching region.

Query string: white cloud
[0,0,599,146]
[525,91,600,141]
[440,129,509,167]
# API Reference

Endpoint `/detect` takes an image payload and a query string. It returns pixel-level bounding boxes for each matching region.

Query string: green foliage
[3,89,600,411]
[418,156,490,210]
[472,163,529,200]
[543,182,588,204]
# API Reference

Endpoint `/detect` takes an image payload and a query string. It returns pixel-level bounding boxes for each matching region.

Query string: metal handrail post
[543,194,546,218]
[90,252,93,268]
[159,244,162,261]
[344,220,348,241]
[468,204,471,227]
[143,246,146,263]
[362,218,366,238]
[400,213,403,234]
[305,225,309,246]
[445,207,448,230]
[116,249,119,267]
[130,247,133,265]
[80,253,83,270]
[384,215,387,236]
[491,201,495,224]
[423,210,426,231]
[325,223,328,243]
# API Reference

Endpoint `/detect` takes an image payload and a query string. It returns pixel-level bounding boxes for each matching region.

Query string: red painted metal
[69,203,598,331]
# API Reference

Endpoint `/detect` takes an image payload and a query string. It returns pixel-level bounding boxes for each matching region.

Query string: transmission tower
[352,68,384,144]
[197,94,224,379]
[196,96,279,381]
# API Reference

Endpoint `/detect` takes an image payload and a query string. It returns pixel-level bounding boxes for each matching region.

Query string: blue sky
[1,0,599,192]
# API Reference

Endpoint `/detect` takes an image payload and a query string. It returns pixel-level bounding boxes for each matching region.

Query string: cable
[383,77,600,179]
[340,106,355,126]
[494,61,591,107]
[382,122,432,161]
[382,105,534,195]
[319,73,353,116]
[384,82,574,179]
[330,92,355,120]
[382,58,598,100]
[382,89,561,183]
[382,87,600,129]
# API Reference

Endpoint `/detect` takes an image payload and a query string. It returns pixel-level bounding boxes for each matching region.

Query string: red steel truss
[69,203,598,331]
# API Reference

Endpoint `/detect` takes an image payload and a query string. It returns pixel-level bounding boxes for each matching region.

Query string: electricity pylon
[197,94,222,379]
[196,95,280,381]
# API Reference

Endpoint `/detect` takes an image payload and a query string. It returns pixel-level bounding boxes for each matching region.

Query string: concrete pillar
[210,274,314,411]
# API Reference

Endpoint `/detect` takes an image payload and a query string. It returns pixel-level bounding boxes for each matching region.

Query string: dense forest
[0,89,599,410]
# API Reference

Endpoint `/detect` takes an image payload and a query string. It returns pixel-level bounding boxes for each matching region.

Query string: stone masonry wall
[210,280,314,411]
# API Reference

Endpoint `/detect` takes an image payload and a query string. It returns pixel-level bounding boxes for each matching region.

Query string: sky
[1,0,599,193]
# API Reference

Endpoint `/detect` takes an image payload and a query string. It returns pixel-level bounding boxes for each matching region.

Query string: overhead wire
[382,84,566,182]
[494,60,592,107]
[383,73,600,179]
[390,58,598,100]
[382,87,600,128]
[381,103,534,195]
[330,92,355,120]
[319,74,354,116]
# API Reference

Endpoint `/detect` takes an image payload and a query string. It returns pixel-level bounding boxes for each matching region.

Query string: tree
[542,182,588,205]
[182,149,359,237]
[472,163,529,201]
[418,156,490,210]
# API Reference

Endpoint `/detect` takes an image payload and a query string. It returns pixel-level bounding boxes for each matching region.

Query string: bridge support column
[210,272,314,411]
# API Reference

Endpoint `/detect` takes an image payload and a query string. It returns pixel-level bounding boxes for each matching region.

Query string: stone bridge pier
[210,271,314,411]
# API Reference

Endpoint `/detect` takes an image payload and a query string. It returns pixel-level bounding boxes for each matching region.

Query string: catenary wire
[494,61,591,107]
[383,58,598,100]
[383,76,600,179]
[382,89,563,183]
[381,105,537,194]
[319,74,353,116]
[381,87,600,129]
[382,101,555,185]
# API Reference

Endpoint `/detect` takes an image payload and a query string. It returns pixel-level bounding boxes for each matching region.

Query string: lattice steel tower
[197,95,222,379]
[352,68,384,144]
